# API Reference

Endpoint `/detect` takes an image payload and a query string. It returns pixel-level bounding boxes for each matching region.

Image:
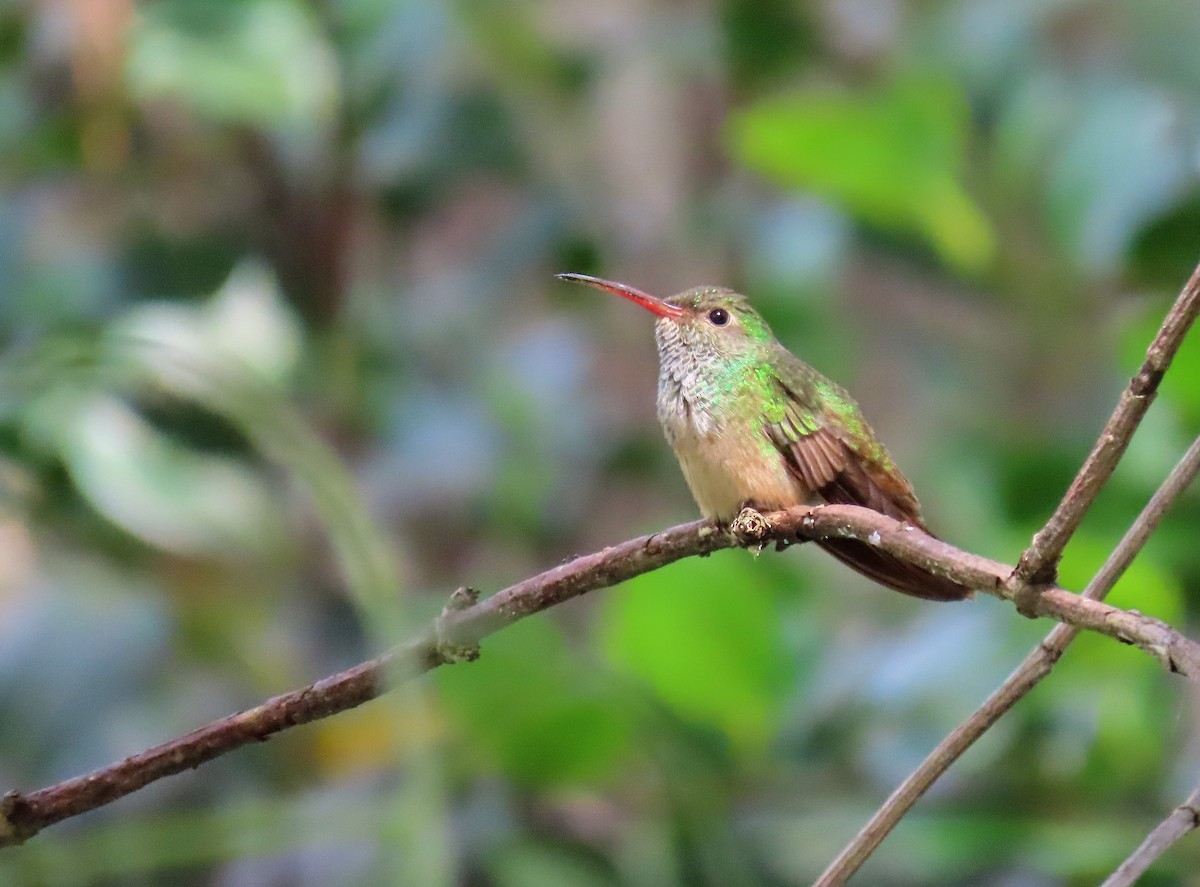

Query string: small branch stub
[435,587,481,664]
[0,793,34,847]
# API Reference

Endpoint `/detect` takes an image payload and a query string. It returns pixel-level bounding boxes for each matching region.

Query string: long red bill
[556,273,686,319]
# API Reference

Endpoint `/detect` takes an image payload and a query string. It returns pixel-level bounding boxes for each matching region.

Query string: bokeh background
[2,0,1200,884]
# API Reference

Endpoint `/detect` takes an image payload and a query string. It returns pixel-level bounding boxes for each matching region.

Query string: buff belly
[668,424,811,522]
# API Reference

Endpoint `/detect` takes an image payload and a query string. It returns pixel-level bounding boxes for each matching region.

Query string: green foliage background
[1,1,1199,884]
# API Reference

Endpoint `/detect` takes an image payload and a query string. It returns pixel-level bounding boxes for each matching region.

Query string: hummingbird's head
[556,273,776,367]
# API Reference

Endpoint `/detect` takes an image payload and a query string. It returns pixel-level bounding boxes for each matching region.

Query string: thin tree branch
[813,625,1070,887]
[1013,262,1200,594]
[1100,784,1200,887]
[775,507,1200,676]
[814,434,1200,886]
[0,519,728,848]
[4,503,1200,848]
[1082,432,1200,601]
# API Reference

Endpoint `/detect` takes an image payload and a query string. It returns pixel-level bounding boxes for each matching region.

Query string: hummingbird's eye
[708,308,730,326]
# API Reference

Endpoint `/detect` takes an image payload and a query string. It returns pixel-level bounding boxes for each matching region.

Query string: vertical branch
[1012,263,1200,589]
[814,433,1200,886]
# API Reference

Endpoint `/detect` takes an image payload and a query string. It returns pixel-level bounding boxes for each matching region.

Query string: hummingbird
[559,272,970,602]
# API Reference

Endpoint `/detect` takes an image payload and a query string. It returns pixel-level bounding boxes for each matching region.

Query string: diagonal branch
[1100,784,1200,887]
[1013,262,1200,591]
[4,504,1200,848]
[0,519,728,848]
[813,432,1200,886]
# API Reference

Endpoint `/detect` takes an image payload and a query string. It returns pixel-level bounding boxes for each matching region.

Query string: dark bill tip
[556,273,685,319]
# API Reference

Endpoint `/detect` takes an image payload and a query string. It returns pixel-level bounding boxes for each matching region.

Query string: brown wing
[765,394,969,602]
[765,400,924,526]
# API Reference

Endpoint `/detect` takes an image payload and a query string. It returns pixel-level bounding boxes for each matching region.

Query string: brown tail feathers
[816,538,972,602]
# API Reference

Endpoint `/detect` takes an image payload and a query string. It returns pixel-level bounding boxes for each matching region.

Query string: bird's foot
[730,505,772,555]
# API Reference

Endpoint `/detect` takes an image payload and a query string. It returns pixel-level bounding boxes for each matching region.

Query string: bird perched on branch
[559,273,970,602]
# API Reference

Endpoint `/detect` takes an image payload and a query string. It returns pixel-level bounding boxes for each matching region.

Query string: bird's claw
[730,505,771,551]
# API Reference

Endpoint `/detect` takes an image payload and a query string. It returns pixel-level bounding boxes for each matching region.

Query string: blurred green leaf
[596,552,792,750]
[116,261,302,387]
[59,394,286,557]
[15,264,305,558]
[1128,195,1200,290]
[455,0,588,95]
[727,77,994,272]
[126,0,338,127]
[489,841,615,887]
[721,0,816,91]
[436,618,634,787]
